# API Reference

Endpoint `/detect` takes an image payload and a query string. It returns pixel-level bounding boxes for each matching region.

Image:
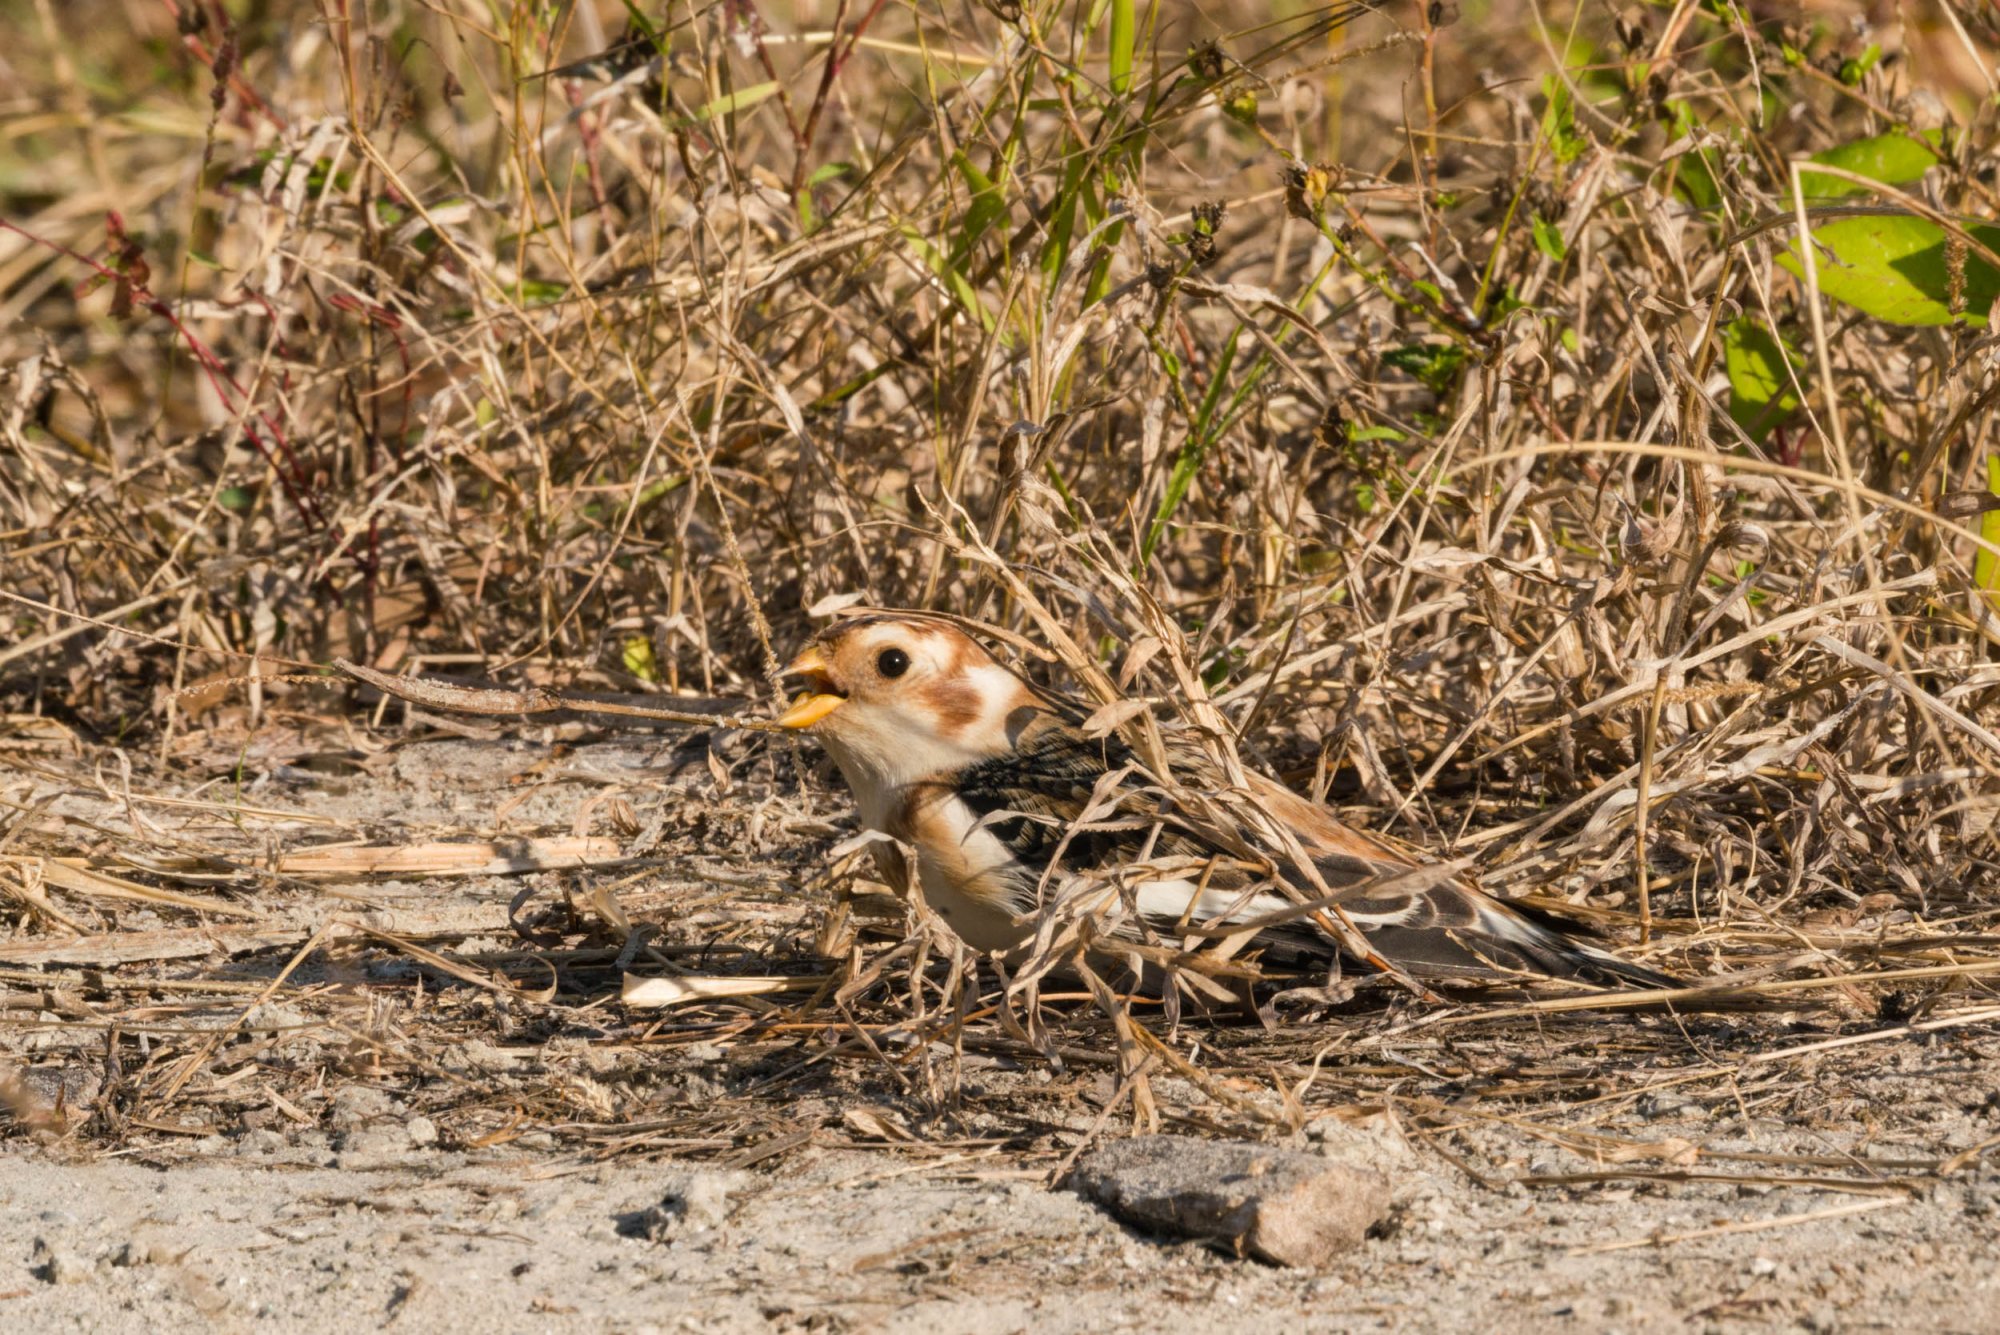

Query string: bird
[776,611,1678,993]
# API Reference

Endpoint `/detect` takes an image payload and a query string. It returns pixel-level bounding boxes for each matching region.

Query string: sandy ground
[5,730,2000,1331]
[4,1129,1997,1332]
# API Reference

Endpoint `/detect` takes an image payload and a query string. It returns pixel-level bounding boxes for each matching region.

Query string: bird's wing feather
[946,716,1152,874]
[1330,879,1678,987]
[1240,770,1677,987]
[941,714,1673,988]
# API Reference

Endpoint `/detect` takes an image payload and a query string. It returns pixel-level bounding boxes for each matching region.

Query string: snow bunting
[778,613,1674,990]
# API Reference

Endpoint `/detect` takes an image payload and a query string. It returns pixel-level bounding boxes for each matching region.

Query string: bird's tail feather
[1332,886,1679,990]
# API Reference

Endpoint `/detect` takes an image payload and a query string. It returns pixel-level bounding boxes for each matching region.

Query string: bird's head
[777,614,1045,807]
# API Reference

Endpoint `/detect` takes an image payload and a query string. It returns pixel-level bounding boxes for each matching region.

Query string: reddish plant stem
[154,0,286,129]
[793,0,891,198]
[2,217,324,531]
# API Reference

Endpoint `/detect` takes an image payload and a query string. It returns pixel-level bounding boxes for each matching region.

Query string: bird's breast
[905,790,1035,954]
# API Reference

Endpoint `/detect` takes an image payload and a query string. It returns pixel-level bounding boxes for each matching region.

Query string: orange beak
[776,645,845,729]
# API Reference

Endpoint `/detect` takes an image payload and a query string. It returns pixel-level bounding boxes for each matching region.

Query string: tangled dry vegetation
[3,0,2000,1186]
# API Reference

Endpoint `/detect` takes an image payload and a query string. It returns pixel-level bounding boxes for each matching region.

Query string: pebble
[232,1128,289,1158]
[111,1233,183,1268]
[242,1003,314,1032]
[333,1125,409,1160]
[1068,1134,1393,1267]
[32,1237,92,1286]
[526,1190,580,1222]
[329,1085,395,1129]
[1309,1113,1414,1173]
[617,1172,735,1241]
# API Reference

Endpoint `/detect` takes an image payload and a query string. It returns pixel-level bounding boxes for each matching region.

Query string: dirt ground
[5,725,1999,1332]
[10,0,2000,1325]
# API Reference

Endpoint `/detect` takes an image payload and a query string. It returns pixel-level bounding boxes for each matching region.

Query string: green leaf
[1039,155,1098,287]
[901,225,992,331]
[1722,316,1803,443]
[1145,435,1203,561]
[690,81,779,124]
[1108,0,1135,95]
[1976,456,2000,615]
[1838,44,1882,86]
[622,636,660,683]
[1144,333,1241,561]
[950,151,1009,263]
[1539,75,1587,165]
[1300,549,1343,573]
[631,475,686,511]
[1383,343,1469,394]
[1200,645,1243,690]
[1530,214,1568,262]
[795,165,851,232]
[1779,216,2000,326]
[1661,101,1720,210]
[618,0,666,48]
[515,278,567,307]
[1801,129,1943,200]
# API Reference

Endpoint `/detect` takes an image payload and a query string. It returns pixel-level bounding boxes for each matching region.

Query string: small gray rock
[1068,1135,1392,1268]
[332,1124,407,1158]
[329,1085,395,1129]
[231,1128,288,1158]
[405,1115,439,1148]
[31,1237,92,1285]
[110,1231,184,1268]
[15,1066,101,1123]
[615,1171,737,1242]
[241,1003,314,1032]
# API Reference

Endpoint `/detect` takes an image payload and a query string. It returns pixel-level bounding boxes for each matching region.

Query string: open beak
[776,645,845,729]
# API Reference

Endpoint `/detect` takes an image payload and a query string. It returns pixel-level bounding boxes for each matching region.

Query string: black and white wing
[943,716,1675,989]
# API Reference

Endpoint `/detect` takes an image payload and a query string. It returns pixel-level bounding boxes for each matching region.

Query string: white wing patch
[1130,878,1294,930]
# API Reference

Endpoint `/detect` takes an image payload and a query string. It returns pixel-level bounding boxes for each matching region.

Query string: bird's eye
[876,648,910,679]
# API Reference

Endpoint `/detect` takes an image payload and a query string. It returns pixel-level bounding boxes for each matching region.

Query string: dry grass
[4,0,2000,1171]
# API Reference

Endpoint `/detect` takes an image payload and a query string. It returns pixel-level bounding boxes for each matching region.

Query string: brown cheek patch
[921,677,985,740]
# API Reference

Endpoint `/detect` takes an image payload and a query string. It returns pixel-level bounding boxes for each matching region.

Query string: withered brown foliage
[3,0,1999,1162]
